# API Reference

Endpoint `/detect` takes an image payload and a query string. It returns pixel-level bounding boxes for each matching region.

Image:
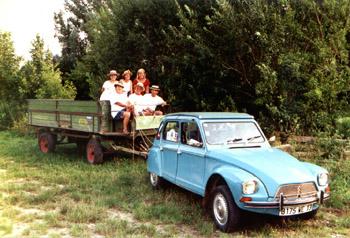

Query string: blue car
[147,112,330,232]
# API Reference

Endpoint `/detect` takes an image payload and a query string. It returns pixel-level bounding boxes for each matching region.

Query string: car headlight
[242,180,258,194]
[318,173,329,186]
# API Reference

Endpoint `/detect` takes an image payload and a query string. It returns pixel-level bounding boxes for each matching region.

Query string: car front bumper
[241,191,330,210]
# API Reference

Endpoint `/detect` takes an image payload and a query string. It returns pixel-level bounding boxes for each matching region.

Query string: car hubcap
[213,193,228,226]
[150,173,158,186]
[40,137,49,153]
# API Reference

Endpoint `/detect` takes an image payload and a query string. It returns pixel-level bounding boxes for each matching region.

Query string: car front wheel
[211,185,241,232]
[149,172,164,189]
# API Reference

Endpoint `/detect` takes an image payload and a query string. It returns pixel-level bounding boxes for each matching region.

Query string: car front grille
[275,183,318,201]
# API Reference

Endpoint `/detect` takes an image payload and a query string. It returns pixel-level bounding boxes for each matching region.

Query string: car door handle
[160,146,163,151]
[177,150,182,155]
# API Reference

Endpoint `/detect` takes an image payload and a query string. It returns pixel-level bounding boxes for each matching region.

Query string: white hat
[114,82,124,88]
[136,82,145,90]
[150,85,160,91]
[108,70,119,76]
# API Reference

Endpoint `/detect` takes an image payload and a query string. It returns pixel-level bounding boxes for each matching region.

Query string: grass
[0,130,349,237]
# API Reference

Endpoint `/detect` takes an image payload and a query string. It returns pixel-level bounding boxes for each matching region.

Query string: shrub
[336,117,350,139]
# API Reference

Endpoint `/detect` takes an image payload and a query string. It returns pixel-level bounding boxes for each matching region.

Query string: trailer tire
[86,138,103,164]
[38,132,56,153]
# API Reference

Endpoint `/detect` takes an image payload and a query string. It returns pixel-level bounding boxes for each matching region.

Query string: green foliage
[315,133,349,160]
[55,0,350,134]
[0,32,22,129]
[20,35,76,100]
[336,117,350,138]
[0,32,21,101]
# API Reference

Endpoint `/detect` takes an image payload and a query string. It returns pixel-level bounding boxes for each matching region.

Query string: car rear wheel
[149,172,164,189]
[211,185,241,232]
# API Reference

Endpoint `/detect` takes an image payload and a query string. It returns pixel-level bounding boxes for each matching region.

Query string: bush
[0,101,23,130]
[336,117,350,139]
[315,133,348,160]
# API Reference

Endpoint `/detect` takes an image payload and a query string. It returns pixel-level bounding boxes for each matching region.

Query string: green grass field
[0,131,349,237]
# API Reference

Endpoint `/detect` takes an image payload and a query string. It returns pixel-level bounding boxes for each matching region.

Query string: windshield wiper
[226,138,243,144]
[247,135,262,142]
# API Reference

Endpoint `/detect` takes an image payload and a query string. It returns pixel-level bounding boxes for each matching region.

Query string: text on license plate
[279,203,314,216]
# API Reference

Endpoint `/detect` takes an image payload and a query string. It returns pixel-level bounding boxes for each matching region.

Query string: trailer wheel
[86,138,103,164]
[38,132,56,153]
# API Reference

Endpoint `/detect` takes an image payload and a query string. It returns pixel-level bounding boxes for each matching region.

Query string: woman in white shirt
[120,69,133,96]
[101,70,119,93]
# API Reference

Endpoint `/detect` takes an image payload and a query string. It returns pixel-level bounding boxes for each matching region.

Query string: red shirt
[133,79,150,93]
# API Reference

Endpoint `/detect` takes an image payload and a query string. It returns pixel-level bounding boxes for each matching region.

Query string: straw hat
[114,82,124,88]
[122,69,132,77]
[150,85,160,91]
[108,70,119,76]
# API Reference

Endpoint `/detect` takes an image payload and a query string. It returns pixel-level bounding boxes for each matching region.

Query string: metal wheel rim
[40,137,49,153]
[213,193,229,226]
[87,144,95,163]
[150,173,158,186]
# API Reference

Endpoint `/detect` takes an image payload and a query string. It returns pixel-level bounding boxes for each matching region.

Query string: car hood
[207,147,316,197]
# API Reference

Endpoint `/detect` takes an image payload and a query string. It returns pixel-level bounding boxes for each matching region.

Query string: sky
[0,0,65,60]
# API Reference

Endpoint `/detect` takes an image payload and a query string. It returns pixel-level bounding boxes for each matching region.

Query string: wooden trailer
[27,99,163,164]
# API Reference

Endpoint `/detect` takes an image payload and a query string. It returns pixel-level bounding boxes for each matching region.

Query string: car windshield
[203,121,265,145]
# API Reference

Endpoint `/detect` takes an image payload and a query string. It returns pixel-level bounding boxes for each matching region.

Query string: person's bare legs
[123,111,130,133]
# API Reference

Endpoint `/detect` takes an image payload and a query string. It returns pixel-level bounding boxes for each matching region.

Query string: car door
[176,120,206,195]
[160,120,179,183]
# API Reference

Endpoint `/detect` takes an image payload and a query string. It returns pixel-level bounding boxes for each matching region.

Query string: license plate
[279,203,314,216]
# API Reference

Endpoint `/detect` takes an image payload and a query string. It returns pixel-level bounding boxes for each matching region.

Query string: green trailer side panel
[30,112,58,127]
[27,99,61,111]
[57,101,99,113]
[27,99,112,133]
[135,116,163,130]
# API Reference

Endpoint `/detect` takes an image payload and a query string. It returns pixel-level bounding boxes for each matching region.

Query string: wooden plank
[109,144,147,158]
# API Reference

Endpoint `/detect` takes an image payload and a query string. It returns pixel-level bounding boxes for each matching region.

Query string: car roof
[164,112,254,120]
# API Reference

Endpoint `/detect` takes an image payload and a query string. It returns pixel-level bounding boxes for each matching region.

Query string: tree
[0,31,21,129]
[54,0,104,99]
[20,35,76,100]
[0,31,21,100]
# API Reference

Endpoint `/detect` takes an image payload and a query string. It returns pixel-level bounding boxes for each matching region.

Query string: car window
[162,121,179,142]
[181,121,203,147]
[203,121,265,145]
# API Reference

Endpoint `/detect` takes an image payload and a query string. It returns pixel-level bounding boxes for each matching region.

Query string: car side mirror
[268,136,276,142]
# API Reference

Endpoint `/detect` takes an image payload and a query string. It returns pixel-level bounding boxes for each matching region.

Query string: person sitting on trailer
[142,85,167,115]
[100,70,119,100]
[120,69,133,96]
[133,68,150,94]
[109,82,132,134]
[128,82,146,116]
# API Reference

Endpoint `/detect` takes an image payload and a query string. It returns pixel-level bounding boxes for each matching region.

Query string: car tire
[149,172,164,189]
[86,138,104,164]
[211,185,241,232]
[38,132,56,153]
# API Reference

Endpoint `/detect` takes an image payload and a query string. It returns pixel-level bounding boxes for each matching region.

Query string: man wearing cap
[109,82,132,134]
[128,82,146,116]
[143,85,166,115]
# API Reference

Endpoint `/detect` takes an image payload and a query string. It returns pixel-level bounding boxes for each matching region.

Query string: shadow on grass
[154,180,310,234]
